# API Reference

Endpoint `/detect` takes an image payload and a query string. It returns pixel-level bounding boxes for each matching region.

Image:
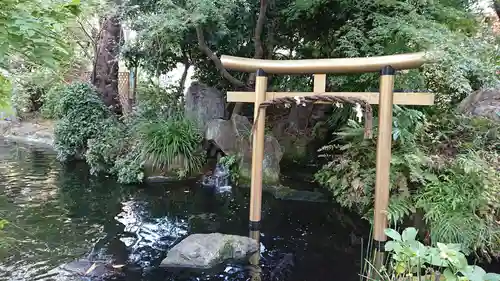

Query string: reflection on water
[0,139,368,281]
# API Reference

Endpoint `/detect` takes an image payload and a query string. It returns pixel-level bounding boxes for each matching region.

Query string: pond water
[0,139,369,281]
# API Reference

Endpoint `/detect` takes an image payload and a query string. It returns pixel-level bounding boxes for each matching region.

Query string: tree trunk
[92,14,123,115]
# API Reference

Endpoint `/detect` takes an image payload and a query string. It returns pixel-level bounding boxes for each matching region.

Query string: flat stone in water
[160,233,258,269]
[39,260,117,281]
[270,186,327,202]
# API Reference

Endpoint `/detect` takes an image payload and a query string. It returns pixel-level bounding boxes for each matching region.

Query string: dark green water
[0,139,368,281]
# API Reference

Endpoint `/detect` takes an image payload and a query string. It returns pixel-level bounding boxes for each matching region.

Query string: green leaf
[484,273,500,281]
[460,265,486,281]
[395,262,406,274]
[385,228,402,241]
[427,248,447,267]
[385,241,397,252]
[402,227,418,242]
[443,268,458,281]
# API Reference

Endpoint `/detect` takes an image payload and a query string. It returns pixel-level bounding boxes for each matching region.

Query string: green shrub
[0,75,12,109]
[52,81,207,184]
[134,82,183,120]
[85,117,129,175]
[138,115,204,178]
[315,107,500,257]
[40,83,66,119]
[52,82,146,184]
[111,147,144,184]
[10,68,61,117]
[53,82,112,161]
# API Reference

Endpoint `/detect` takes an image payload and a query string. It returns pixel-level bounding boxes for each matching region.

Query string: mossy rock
[269,185,327,202]
[281,137,310,162]
[238,164,280,185]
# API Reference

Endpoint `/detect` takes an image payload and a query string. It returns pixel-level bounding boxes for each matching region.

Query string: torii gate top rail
[221,52,427,74]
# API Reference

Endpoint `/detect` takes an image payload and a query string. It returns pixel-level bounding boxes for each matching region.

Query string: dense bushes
[53,83,112,161]
[315,107,500,259]
[52,81,205,184]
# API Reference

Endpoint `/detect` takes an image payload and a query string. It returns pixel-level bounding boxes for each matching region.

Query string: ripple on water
[0,140,369,281]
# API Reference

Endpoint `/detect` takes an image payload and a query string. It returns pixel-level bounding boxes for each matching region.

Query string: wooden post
[373,66,395,248]
[248,230,262,280]
[313,74,326,93]
[249,69,267,229]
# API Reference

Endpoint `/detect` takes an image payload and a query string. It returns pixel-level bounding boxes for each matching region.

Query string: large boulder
[239,135,283,184]
[204,114,283,184]
[160,233,258,269]
[458,88,500,121]
[185,82,226,130]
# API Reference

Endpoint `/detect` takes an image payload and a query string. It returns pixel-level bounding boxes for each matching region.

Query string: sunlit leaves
[0,0,80,69]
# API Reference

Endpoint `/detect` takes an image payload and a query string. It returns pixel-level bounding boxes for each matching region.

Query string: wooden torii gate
[220,52,434,253]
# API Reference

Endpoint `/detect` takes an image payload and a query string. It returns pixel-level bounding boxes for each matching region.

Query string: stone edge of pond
[0,120,55,149]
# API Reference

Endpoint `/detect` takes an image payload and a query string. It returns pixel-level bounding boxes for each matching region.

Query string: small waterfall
[201,163,232,193]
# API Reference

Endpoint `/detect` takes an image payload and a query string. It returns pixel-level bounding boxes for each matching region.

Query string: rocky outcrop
[458,88,500,121]
[185,82,226,130]
[160,233,258,269]
[205,114,283,184]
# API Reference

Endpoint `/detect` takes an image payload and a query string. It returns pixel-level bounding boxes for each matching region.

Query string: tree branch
[77,19,97,46]
[245,0,269,87]
[233,0,269,115]
[195,25,246,88]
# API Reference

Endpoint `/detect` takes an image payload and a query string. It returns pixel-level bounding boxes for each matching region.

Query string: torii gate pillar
[249,69,268,228]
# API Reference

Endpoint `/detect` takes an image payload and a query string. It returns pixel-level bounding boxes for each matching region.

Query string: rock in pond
[160,233,259,269]
[270,186,327,203]
[205,114,283,185]
[38,259,120,281]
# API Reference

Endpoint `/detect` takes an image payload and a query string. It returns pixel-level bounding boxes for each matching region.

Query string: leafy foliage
[10,68,66,117]
[111,147,144,184]
[52,82,145,184]
[40,83,67,119]
[133,82,183,120]
[373,227,500,281]
[54,83,111,161]
[219,154,240,185]
[315,107,500,257]
[85,118,129,175]
[0,0,81,69]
